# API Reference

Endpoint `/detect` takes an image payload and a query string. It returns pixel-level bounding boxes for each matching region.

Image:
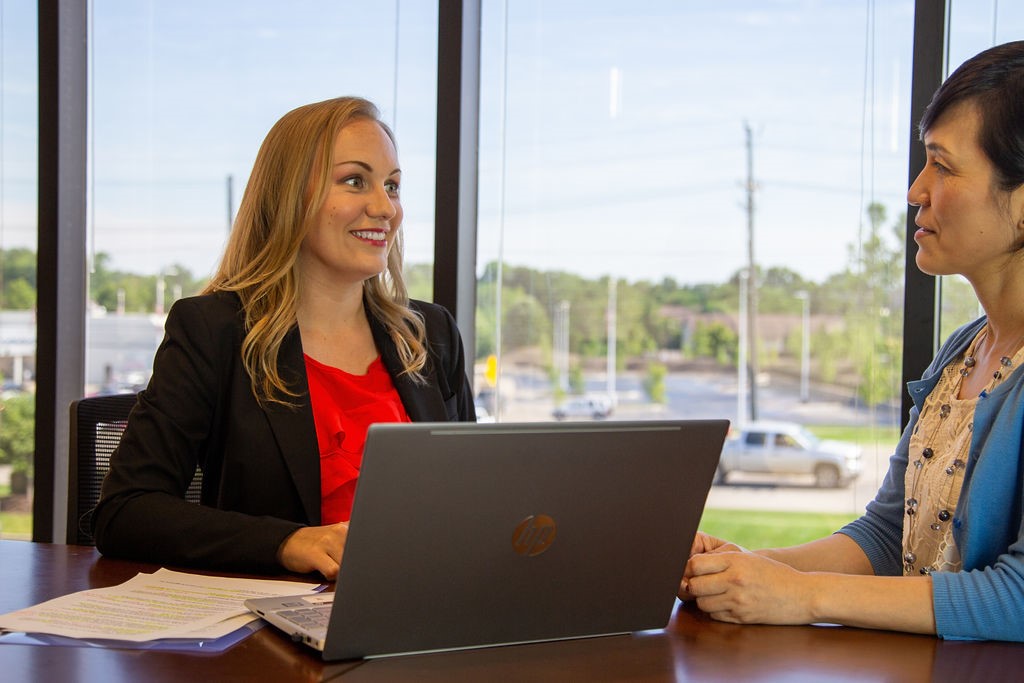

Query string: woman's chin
[914,251,950,277]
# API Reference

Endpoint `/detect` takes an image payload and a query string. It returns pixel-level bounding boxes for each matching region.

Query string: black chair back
[67,393,202,545]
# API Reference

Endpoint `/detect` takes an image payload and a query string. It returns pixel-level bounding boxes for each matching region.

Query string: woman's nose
[367,185,398,219]
[907,167,928,207]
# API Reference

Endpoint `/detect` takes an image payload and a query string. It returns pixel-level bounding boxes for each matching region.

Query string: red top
[304,355,410,524]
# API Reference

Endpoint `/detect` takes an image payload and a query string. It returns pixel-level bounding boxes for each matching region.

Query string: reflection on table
[1,540,1021,681]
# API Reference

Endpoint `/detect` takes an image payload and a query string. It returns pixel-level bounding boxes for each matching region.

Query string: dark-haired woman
[682,41,1024,642]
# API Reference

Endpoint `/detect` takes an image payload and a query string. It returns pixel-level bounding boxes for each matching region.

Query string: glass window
[939,1,1024,340]
[0,2,38,540]
[478,1,916,522]
[86,1,438,394]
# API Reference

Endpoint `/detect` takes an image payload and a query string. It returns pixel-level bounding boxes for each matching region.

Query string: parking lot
[494,367,900,515]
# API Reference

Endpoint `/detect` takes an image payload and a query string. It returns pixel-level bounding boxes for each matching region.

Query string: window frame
[31,0,945,542]
[899,0,947,431]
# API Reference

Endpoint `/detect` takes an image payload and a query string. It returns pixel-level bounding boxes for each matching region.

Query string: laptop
[245,419,728,661]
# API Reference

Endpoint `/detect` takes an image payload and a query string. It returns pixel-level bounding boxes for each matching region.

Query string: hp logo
[512,514,558,557]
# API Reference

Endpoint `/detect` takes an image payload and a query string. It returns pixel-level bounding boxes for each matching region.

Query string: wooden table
[1,540,1021,681]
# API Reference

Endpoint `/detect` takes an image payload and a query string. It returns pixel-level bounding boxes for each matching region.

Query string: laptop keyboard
[278,604,332,631]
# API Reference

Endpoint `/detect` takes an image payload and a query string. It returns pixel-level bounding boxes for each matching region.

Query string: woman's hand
[678,532,749,601]
[689,531,747,556]
[683,550,815,625]
[276,522,349,580]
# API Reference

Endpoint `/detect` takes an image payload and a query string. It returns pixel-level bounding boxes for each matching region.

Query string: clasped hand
[277,522,349,580]
[680,531,813,625]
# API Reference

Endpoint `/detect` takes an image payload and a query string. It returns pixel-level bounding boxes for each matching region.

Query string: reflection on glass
[1,3,38,540]
[478,2,915,521]
[86,2,438,395]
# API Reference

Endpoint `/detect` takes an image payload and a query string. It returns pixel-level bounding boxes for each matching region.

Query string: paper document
[0,568,322,642]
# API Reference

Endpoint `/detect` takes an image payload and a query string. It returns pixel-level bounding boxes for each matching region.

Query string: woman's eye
[931,162,949,175]
[385,180,400,195]
[342,175,364,188]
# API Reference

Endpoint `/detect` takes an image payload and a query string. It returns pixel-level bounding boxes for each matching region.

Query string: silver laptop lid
[324,419,728,661]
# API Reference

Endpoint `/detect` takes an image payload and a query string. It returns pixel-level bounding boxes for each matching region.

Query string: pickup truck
[716,421,862,488]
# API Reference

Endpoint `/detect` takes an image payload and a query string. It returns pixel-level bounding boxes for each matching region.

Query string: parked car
[717,421,862,488]
[475,402,496,423]
[551,395,613,420]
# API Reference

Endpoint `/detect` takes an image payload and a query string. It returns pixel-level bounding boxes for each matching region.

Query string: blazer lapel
[370,313,449,422]
[263,326,322,525]
[261,313,448,527]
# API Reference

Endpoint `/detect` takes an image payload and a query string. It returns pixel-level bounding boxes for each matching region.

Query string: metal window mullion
[900,0,947,432]
[34,0,88,543]
[434,0,480,365]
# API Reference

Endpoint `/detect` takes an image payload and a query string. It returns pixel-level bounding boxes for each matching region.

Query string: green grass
[0,508,856,549]
[0,511,32,539]
[698,508,857,550]
[0,507,862,548]
[805,424,900,445]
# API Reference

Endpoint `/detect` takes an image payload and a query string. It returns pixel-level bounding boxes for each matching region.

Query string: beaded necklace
[902,324,1024,576]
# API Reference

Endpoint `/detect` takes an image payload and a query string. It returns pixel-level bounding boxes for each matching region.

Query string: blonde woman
[94,97,476,579]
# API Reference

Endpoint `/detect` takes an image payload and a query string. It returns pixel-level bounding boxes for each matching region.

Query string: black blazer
[93,291,475,573]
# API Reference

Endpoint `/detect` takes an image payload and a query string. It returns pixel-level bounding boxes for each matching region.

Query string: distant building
[0,309,166,396]
[86,309,166,394]
[0,311,35,390]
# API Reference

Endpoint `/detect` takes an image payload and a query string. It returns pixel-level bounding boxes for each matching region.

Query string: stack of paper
[0,568,322,651]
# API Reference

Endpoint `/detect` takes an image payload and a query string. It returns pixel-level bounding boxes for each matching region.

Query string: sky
[2,0,1023,287]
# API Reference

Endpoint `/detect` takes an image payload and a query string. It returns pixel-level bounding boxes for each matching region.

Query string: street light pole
[606,277,617,404]
[744,122,759,421]
[795,290,810,402]
[555,300,570,395]
[737,269,748,428]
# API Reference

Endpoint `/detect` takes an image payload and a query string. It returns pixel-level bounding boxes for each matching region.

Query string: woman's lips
[351,229,388,246]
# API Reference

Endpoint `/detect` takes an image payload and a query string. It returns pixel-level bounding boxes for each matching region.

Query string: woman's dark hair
[920,40,1024,192]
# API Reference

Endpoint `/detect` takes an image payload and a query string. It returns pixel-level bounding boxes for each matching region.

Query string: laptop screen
[316,419,728,660]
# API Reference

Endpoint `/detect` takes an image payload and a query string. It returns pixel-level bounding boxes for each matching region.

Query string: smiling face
[298,117,402,290]
[908,101,1024,282]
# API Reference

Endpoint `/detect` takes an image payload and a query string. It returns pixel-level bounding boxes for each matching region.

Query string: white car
[552,396,613,420]
[475,403,496,423]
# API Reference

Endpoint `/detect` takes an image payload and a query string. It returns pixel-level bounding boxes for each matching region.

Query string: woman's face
[299,118,402,288]
[908,101,1024,281]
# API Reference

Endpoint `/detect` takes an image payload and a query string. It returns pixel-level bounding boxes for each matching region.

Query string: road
[495,367,901,515]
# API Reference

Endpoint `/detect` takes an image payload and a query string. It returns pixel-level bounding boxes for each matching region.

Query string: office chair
[67,393,202,545]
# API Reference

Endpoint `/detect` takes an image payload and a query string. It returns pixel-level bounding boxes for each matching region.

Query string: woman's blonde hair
[204,96,427,405]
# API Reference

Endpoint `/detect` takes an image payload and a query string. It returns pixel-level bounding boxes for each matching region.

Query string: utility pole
[554,301,570,395]
[744,122,760,422]
[737,269,748,429]
[796,290,810,402]
[606,277,617,404]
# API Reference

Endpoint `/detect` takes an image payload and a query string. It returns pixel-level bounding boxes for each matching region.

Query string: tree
[3,279,35,309]
[846,202,905,406]
[0,248,37,310]
[0,394,35,479]
[403,263,433,302]
[689,321,738,365]
[644,362,668,403]
[89,254,207,313]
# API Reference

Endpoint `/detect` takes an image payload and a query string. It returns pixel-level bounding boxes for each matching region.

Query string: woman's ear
[1012,184,1024,236]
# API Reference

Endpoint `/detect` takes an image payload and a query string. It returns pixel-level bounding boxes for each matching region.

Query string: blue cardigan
[840,316,1024,641]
